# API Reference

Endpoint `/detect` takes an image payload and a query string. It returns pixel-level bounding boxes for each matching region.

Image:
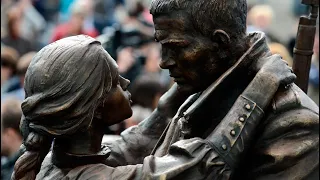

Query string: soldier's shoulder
[271,84,319,115]
[256,84,318,143]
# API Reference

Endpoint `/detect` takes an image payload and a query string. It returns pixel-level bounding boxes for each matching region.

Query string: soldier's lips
[170,71,186,83]
[171,76,186,83]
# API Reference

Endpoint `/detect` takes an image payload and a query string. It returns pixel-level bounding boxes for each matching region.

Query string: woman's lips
[128,93,133,105]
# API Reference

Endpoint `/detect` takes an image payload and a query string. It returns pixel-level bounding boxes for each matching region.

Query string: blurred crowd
[1,0,319,179]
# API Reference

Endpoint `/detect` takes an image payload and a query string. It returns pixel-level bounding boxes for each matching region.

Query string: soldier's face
[154,12,225,94]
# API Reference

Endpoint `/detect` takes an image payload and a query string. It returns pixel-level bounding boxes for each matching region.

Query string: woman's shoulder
[65,163,116,180]
[36,152,115,180]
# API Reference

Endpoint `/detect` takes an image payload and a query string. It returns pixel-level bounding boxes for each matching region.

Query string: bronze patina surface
[13,0,318,180]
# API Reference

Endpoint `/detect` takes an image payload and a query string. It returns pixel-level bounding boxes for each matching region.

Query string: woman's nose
[119,76,130,90]
[123,78,130,90]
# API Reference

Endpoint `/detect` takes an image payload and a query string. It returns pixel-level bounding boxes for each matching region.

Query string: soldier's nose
[159,58,176,69]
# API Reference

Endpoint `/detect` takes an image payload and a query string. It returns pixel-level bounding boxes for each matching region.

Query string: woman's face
[102,55,133,125]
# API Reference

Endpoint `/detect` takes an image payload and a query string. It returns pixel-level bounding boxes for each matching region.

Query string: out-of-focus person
[247,4,279,43]
[58,0,76,23]
[140,42,171,87]
[2,51,36,103]
[33,0,60,23]
[116,40,151,84]
[69,0,97,39]
[247,4,274,32]
[116,41,170,87]
[269,42,293,67]
[308,32,319,105]
[119,0,154,39]
[116,47,141,83]
[1,46,20,94]
[293,0,309,18]
[139,0,153,24]
[141,43,161,74]
[50,0,99,43]
[31,0,61,46]
[1,98,23,180]
[15,0,47,44]
[125,0,153,25]
[1,6,37,56]
[93,0,124,34]
[1,0,15,37]
[125,75,165,128]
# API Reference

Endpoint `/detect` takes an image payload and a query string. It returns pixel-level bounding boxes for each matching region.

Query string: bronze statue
[11,34,292,180]
[13,0,318,179]
[11,35,300,180]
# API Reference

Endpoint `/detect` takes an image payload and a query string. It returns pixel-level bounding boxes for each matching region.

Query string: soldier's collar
[182,32,271,118]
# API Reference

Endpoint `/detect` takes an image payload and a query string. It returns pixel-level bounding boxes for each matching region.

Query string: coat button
[239,117,245,122]
[245,104,251,110]
[222,144,227,150]
[230,130,236,136]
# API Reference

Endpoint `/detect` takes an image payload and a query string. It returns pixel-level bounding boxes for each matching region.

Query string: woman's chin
[105,109,133,126]
[126,109,133,119]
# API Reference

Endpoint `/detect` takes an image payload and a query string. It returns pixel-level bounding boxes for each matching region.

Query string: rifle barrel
[293,3,318,93]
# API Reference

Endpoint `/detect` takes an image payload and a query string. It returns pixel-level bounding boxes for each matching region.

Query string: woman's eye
[121,84,128,91]
[118,80,125,89]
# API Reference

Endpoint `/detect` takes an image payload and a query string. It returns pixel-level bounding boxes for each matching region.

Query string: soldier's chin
[176,82,197,95]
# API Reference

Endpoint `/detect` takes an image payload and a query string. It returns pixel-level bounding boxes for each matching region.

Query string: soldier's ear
[212,30,231,45]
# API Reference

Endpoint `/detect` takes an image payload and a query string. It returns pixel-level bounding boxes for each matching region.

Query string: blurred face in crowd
[7,6,22,38]
[1,63,13,85]
[1,124,15,157]
[1,47,19,85]
[1,128,22,157]
[16,51,36,87]
[69,14,85,35]
[154,12,226,94]
[1,101,23,157]
[248,5,273,31]
[254,15,272,30]
[144,43,161,73]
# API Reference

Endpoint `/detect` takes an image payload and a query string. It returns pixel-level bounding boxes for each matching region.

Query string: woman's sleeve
[68,139,229,180]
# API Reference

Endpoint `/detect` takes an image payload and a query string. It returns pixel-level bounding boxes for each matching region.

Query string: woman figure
[13,35,136,179]
[12,35,295,180]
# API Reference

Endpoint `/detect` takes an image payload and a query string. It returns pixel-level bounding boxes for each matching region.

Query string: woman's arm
[104,83,191,166]
[104,108,170,166]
